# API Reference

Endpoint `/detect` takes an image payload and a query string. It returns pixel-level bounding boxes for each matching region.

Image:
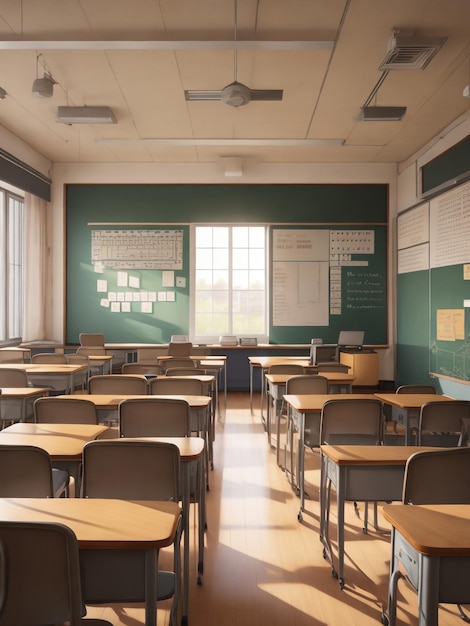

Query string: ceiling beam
[95,138,344,146]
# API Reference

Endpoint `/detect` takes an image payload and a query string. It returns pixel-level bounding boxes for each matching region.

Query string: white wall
[49,160,397,379]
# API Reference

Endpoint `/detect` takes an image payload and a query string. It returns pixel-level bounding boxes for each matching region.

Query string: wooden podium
[339,349,378,386]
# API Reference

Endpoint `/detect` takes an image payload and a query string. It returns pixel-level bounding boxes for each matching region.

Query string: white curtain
[22,192,48,341]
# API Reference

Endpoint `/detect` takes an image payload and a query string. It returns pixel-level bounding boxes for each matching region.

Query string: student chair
[0,368,34,425]
[167,341,193,357]
[81,439,182,626]
[31,352,68,364]
[121,362,162,377]
[0,520,113,626]
[417,399,470,446]
[34,396,99,424]
[320,398,383,532]
[0,444,69,498]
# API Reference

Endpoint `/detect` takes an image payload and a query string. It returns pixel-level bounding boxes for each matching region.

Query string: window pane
[232,248,248,270]
[194,224,266,339]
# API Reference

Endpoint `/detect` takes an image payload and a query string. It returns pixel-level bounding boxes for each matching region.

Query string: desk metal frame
[320,445,436,589]
[283,393,374,522]
[382,504,470,626]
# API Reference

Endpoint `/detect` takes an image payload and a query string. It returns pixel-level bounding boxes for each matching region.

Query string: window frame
[190,223,269,344]
[0,185,24,344]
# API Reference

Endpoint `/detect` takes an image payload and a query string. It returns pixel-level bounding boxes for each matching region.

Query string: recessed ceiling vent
[379,34,447,71]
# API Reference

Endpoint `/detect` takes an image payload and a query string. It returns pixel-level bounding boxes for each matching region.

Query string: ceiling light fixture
[57,106,117,124]
[32,54,56,97]
[361,106,407,121]
[95,138,344,146]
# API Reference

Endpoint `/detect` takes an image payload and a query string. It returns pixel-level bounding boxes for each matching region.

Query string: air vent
[379,35,447,71]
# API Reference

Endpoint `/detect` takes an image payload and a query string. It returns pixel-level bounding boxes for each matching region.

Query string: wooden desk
[0,422,108,490]
[264,372,356,451]
[283,393,375,520]
[0,497,181,626]
[0,363,88,393]
[61,391,213,475]
[382,504,470,626]
[320,445,438,589]
[64,392,211,412]
[122,436,205,618]
[374,393,454,445]
[248,356,310,417]
[0,386,49,423]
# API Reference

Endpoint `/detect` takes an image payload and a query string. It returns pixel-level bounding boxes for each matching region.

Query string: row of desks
[0,397,209,625]
[278,390,470,626]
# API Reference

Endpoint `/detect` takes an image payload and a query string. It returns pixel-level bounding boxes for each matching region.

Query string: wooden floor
[85,391,468,626]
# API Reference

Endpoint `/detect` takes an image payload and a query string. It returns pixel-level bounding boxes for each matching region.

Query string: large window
[193,225,267,341]
[0,188,24,342]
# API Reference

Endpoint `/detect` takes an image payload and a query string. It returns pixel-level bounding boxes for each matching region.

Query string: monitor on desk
[337,330,365,350]
[309,343,338,365]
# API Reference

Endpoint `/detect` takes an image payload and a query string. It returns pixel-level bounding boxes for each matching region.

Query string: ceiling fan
[184,0,283,108]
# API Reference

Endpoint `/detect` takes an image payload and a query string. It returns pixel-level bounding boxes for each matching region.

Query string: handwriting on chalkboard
[345,270,385,309]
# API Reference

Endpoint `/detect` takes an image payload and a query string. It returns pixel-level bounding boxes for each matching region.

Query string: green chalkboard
[396,270,431,386]
[429,265,470,381]
[65,184,388,344]
[396,179,470,386]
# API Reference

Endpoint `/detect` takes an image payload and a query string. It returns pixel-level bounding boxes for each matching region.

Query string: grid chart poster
[428,180,470,381]
[91,229,184,270]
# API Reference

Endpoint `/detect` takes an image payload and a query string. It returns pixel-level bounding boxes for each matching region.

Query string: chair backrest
[79,332,105,347]
[285,374,329,395]
[0,520,104,626]
[88,374,148,394]
[30,353,68,364]
[396,384,437,394]
[162,358,196,372]
[119,397,191,438]
[121,362,162,376]
[167,342,193,357]
[316,363,350,373]
[136,347,167,363]
[0,349,25,364]
[165,367,208,377]
[0,368,29,387]
[149,377,204,396]
[82,439,180,501]
[34,397,99,424]
[403,447,470,504]
[417,400,470,446]
[65,353,89,366]
[0,445,55,497]
[320,398,383,445]
[77,346,107,357]
[268,364,305,375]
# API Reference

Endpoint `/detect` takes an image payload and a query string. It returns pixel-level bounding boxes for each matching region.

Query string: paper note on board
[437,308,465,341]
